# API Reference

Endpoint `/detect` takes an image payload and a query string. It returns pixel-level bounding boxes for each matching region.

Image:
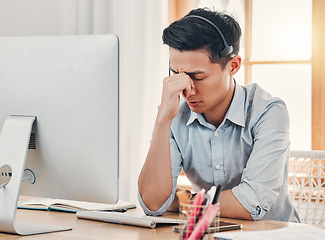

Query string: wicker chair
[288,150,325,226]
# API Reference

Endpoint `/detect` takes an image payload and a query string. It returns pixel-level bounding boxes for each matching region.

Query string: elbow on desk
[141,193,172,212]
[219,190,253,221]
[138,187,173,213]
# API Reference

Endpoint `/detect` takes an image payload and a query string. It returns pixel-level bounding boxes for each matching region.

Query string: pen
[212,185,222,204]
[180,189,205,240]
[188,204,219,240]
[205,186,216,204]
[194,186,216,224]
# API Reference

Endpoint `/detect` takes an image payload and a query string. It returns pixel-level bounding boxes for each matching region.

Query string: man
[138,8,299,222]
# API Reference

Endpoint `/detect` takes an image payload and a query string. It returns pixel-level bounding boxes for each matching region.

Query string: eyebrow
[169,67,205,75]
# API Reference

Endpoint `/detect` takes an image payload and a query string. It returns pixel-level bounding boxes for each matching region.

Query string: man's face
[169,48,236,118]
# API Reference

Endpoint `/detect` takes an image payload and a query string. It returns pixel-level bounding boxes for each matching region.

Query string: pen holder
[178,202,220,240]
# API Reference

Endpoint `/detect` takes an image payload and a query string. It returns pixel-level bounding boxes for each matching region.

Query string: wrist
[156,110,174,125]
[155,114,173,129]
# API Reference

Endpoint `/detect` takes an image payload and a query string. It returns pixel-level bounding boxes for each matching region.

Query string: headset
[185,15,233,58]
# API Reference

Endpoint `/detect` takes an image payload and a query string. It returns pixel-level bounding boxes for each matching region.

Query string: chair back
[289,150,325,226]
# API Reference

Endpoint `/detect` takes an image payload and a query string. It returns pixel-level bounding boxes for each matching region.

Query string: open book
[18,198,136,213]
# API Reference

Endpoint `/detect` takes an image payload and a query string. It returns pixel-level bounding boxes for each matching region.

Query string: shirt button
[215,164,221,170]
[214,131,218,136]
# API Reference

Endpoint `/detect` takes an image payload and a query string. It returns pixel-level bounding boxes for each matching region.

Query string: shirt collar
[224,80,246,128]
[186,110,212,128]
[186,80,246,128]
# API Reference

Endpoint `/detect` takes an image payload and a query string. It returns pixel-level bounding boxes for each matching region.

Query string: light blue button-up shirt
[138,81,300,222]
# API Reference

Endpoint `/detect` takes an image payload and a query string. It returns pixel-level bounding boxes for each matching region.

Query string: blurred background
[0,0,323,204]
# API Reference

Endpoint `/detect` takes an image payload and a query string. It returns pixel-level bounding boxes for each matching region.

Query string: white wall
[0,0,169,204]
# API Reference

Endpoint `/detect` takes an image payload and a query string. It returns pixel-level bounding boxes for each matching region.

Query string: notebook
[18,198,136,213]
[213,224,325,240]
[76,211,187,229]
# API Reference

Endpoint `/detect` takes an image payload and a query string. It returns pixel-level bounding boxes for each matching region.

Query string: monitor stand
[0,116,72,235]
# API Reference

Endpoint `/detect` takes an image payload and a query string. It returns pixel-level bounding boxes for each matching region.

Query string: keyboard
[76,211,186,229]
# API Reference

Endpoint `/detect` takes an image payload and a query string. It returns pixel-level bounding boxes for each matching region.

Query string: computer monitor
[0,35,119,235]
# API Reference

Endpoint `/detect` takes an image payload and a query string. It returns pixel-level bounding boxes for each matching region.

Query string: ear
[229,55,241,76]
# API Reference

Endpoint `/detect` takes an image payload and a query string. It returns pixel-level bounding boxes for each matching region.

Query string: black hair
[162,8,241,69]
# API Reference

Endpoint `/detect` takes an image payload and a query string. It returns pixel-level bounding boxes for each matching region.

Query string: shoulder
[245,83,284,106]
[244,83,288,126]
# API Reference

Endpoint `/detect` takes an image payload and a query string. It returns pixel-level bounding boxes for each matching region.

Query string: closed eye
[187,73,205,81]
[169,67,205,80]
[189,75,204,81]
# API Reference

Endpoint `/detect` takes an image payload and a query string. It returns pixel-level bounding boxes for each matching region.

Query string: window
[171,0,325,150]
[195,0,316,150]
[249,0,312,150]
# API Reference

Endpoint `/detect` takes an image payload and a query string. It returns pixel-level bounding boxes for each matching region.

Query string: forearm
[139,72,195,212]
[138,116,174,211]
[219,190,252,220]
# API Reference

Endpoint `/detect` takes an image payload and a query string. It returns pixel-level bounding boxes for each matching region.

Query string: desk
[0,207,303,240]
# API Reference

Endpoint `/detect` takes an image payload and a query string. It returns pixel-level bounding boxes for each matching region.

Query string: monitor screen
[0,35,119,204]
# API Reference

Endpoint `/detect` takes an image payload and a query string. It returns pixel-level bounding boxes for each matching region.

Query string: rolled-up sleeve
[138,131,182,216]
[232,101,290,220]
[137,187,177,216]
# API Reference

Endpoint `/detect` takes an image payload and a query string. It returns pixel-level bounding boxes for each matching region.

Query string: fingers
[158,73,194,121]
[164,73,192,94]
[163,73,195,102]
[183,77,196,98]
